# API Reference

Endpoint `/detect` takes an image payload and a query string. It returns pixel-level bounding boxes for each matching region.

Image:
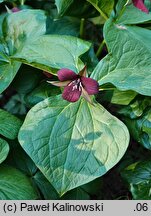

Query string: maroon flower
[132,0,149,13]
[48,66,99,103]
[12,7,20,13]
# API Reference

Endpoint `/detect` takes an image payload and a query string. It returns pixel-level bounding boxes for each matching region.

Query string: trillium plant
[0,0,151,200]
[48,66,99,103]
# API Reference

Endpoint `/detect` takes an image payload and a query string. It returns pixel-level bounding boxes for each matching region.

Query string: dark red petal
[81,77,99,95]
[62,82,81,102]
[132,0,149,13]
[58,68,78,81]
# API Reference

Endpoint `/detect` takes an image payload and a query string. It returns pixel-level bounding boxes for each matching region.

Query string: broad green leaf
[111,90,137,105]
[0,60,21,94]
[0,166,38,200]
[12,35,91,73]
[91,19,151,96]
[2,9,46,55]
[0,138,9,164]
[0,9,45,93]
[0,109,22,139]
[25,82,61,107]
[117,4,151,24]
[55,0,74,16]
[18,95,129,195]
[121,161,151,199]
[87,0,114,19]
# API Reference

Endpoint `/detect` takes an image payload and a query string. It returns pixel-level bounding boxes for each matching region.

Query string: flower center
[69,78,82,91]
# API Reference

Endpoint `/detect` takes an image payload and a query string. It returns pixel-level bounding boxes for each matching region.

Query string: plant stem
[80,18,85,39]
[96,39,105,58]
[21,0,24,5]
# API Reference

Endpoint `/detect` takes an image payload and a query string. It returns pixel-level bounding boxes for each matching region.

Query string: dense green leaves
[4,94,27,115]
[25,82,61,107]
[18,95,129,195]
[13,35,91,73]
[122,161,151,199]
[0,138,9,164]
[118,97,151,150]
[91,19,151,96]
[0,109,22,139]
[87,0,114,18]
[0,166,38,199]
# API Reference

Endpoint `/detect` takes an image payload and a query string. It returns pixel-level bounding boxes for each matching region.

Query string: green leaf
[55,0,74,16]
[86,0,114,19]
[0,14,6,36]
[46,17,80,37]
[80,177,102,196]
[91,19,151,96]
[4,94,27,115]
[111,90,137,105]
[0,138,9,164]
[2,9,46,55]
[0,166,38,200]
[0,10,46,93]
[12,35,91,73]
[0,59,21,94]
[0,109,22,139]
[140,110,151,149]
[117,4,151,24]
[18,95,129,195]
[121,160,151,200]
[119,98,151,150]
[6,140,37,176]
[119,97,151,119]
[124,116,151,150]
[62,188,90,200]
